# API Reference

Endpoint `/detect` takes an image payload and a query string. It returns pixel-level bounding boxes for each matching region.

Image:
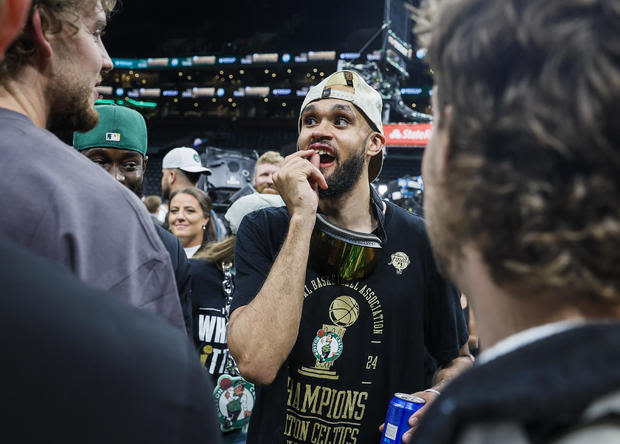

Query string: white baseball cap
[225,193,285,234]
[162,147,211,174]
[298,70,384,182]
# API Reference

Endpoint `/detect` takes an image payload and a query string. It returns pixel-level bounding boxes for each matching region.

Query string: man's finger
[310,151,320,169]
[408,404,429,426]
[307,163,327,190]
[402,426,415,443]
[295,149,317,159]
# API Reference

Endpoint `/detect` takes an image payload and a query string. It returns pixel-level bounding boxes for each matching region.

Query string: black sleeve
[423,238,469,366]
[231,209,286,313]
[155,223,193,336]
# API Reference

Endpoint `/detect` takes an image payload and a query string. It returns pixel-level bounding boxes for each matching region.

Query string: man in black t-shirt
[227,70,473,444]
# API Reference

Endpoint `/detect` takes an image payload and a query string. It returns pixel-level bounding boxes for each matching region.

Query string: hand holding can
[380,393,426,443]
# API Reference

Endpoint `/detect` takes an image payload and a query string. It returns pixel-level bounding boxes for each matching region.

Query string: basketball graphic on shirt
[329,296,360,327]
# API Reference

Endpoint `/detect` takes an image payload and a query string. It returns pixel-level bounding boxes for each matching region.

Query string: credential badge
[389,252,410,275]
[213,374,256,433]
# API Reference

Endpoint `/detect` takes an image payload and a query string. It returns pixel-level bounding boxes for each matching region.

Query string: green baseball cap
[73,105,148,156]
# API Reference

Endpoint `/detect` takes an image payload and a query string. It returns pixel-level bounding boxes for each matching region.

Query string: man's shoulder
[385,200,426,230]
[0,112,150,228]
[248,205,290,220]
[383,201,429,251]
[0,110,70,162]
[240,205,290,233]
[0,113,121,192]
[0,232,191,368]
[454,391,620,444]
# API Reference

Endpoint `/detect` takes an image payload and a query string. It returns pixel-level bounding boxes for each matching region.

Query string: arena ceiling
[104,0,411,58]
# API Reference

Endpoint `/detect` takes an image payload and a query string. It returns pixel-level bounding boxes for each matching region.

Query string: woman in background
[190,193,284,444]
[168,187,218,258]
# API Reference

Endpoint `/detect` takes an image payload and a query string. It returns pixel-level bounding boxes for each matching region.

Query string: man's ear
[168,169,176,184]
[30,7,52,59]
[0,0,32,61]
[366,131,385,160]
[143,155,149,172]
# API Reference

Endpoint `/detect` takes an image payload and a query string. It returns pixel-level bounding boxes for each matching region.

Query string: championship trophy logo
[388,252,411,275]
[213,375,256,433]
[299,295,359,381]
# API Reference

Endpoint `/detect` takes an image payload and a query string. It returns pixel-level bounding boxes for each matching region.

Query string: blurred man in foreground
[413,0,620,442]
[0,1,220,442]
[0,0,184,328]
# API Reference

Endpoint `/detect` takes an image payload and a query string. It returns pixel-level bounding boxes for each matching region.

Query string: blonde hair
[254,151,284,177]
[194,236,235,270]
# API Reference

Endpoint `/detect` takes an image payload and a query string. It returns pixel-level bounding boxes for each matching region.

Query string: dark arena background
[100,0,429,215]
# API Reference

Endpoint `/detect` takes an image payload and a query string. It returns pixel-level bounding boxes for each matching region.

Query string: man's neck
[0,67,48,128]
[318,178,375,233]
[458,245,620,351]
[171,181,194,195]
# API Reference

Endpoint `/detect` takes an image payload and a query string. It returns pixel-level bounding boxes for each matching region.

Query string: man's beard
[162,182,171,200]
[423,185,462,285]
[127,181,143,198]
[46,74,99,134]
[318,144,366,200]
[255,182,277,194]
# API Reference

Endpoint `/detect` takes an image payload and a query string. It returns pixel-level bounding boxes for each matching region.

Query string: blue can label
[381,393,425,443]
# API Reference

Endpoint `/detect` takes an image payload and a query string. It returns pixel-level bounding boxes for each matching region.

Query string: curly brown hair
[418,0,620,302]
[0,0,117,80]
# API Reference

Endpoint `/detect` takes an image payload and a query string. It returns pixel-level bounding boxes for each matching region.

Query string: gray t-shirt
[0,108,184,329]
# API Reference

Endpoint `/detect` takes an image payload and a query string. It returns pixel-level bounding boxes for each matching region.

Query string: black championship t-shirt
[231,201,468,444]
[190,259,232,384]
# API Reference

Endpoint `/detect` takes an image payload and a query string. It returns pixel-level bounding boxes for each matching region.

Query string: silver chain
[222,261,240,376]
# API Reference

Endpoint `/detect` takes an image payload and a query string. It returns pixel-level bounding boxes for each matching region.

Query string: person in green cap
[74,104,149,196]
[74,104,193,335]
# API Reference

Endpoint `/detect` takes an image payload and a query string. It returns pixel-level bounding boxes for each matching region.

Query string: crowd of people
[1,0,619,443]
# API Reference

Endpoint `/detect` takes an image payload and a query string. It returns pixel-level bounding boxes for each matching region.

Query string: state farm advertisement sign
[384,123,432,147]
